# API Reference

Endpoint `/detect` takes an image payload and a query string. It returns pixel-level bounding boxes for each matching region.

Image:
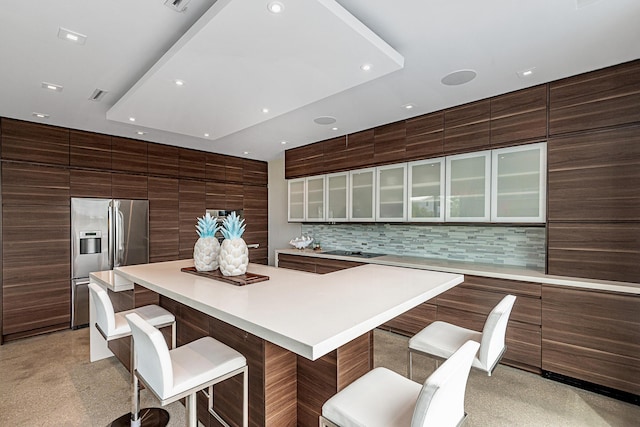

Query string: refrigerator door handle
[108,201,114,268]
[116,208,124,266]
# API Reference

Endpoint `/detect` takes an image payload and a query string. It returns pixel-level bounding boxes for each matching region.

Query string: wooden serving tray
[180,266,269,286]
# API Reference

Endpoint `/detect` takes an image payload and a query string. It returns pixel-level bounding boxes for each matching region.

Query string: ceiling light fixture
[360,64,372,71]
[441,69,477,86]
[174,79,185,86]
[129,117,136,122]
[57,27,87,45]
[42,82,63,92]
[32,112,50,119]
[280,140,287,145]
[136,131,146,135]
[331,127,339,131]
[517,67,536,78]
[402,103,415,110]
[261,108,269,113]
[204,133,210,137]
[243,151,250,155]
[267,1,284,14]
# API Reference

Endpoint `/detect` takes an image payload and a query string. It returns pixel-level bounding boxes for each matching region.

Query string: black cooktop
[322,249,386,259]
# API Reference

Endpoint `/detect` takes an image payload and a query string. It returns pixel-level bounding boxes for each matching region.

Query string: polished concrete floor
[0,327,638,426]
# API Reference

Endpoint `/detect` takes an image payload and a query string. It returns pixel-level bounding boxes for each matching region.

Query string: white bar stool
[408,294,516,379]
[126,312,248,427]
[320,340,480,427]
[88,282,177,426]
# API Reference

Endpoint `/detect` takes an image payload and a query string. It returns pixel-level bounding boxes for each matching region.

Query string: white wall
[268,157,301,266]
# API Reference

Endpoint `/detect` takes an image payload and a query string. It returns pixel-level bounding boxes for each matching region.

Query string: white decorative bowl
[289,236,313,250]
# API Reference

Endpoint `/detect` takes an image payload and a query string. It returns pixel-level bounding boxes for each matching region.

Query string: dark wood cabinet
[1,163,70,206]
[111,137,148,174]
[179,148,206,179]
[549,59,640,136]
[0,118,69,165]
[284,141,324,179]
[322,136,348,173]
[344,129,375,170]
[70,169,112,198]
[547,222,640,283]
[380,302,437,336]
[405,112,444,161]
[444,99,491,155]
[277,253,364,274]
[542,285,640,396]
[374,121,406,165]
[547,126,640,222]
[69,130,111,170]
[148,143,179,177]
[243,158,268,186]
[225,156,244,183]
[243,185,268,265]
[225,183,244,212]
[148,177,180,263]
[178,179,206,259]
[205,153,226,182]
[112,173,147,200]
[490,85,547,148]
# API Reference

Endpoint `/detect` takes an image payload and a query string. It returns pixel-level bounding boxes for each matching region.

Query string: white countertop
[114,259,463,360]
[89,269,134,292]
[276,249,640,295]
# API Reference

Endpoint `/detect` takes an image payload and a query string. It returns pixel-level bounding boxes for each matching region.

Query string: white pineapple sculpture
[219,212,249,276]
[193,212,220,272]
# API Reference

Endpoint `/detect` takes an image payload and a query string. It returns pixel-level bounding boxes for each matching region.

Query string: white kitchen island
[113,259,463,426]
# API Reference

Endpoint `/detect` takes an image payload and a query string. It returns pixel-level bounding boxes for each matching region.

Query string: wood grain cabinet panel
[344,129,375,170]
[179,148,206,179]
[314,258,364,274]
[225,183,244,211]
[0,118,69,165]
[225,156,244,183]
[547,126,640,221]
[322,136,348,174]
[69,130,111,169]
[111,173,147,200]
[148,177,179,262]
[111,137,148,174]
[205,181,226,208]
[380,302,437,336]
[284,141,324,179]
[549,59,640,136]
[70,169,112,198]
[147,143,179,177]
[547,222,640,283]
[243,158,268,185]
[1,163,69,205]
[405,112,444,161]
[205,153,226,182]
[277,253,317,273]
[374,121,406,165]
[490,85,548,148]
[542,285,640,395]
[444,100,491,155]
[244,185,268,264]
[179,179,206,259]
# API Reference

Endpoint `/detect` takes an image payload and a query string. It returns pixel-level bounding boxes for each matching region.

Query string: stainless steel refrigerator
[71,198,149,328]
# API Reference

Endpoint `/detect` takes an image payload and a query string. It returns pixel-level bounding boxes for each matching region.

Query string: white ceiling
[0,0,639,162]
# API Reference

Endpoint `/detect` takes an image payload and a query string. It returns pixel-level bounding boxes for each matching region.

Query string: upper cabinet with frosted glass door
[376,164,407,221]
[326,172,349,222]
[445,151,491,221]
[287,178,305,222]
[408,158,445,222]
[305,175,326,222]
[491,142,546,223]
[349,167,376,221]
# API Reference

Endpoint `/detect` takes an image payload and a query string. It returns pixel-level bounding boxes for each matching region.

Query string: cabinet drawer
[380,302,437,336]
[277,254,316,273]
[315,258,364,274]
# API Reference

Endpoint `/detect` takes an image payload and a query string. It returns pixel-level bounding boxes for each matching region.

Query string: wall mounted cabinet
[376,163,407,221]
[445,151,491,222]
[408,158,445,222]
[326,172,349,222]
[349,168,376,221]
[287,178,306,222]
[305,175,326,222]
[491,142,546,222]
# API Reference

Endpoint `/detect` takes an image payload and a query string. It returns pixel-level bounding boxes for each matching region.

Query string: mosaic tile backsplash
[301,223,546,269]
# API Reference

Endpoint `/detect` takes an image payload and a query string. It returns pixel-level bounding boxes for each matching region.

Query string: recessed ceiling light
[42,82,63,92]
[441,69,477,86]
[243,151,250,155]
[313,116,337,125]
[129,117,136,122]
[261,108,270,114]
[517,67,536,78]
[267,1,284,14]
[57,27,87,45]
[331,127,339,131]
[174,79,185,86]
[402,103,415,110]
[280,140,287,145]
[136,131,146,135]
[360,64,372,71]
[32,112,50,119]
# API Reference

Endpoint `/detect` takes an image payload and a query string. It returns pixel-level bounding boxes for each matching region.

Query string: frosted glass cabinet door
[445,151,491,221]
[326,172,349,221]
[408,158,445,221]
[305,176,326,221]
[287,178,305,222]
[491,142,546,222]
[376,164,407,221]
[349,168,376,221]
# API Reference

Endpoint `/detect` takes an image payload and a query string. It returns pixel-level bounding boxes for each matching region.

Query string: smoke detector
[164,0,191,13]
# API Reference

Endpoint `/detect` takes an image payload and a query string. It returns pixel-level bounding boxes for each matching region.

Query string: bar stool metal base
[109,408,170,427]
